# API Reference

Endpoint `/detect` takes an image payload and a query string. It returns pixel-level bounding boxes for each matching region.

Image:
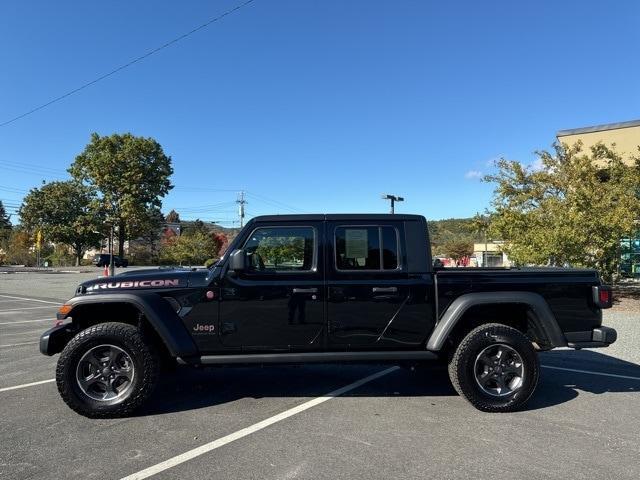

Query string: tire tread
[56,322,159,418]
[448,323,539,413]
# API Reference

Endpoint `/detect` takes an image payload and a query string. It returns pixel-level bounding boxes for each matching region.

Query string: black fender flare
[426,292,566,351]
[61,293,198,358]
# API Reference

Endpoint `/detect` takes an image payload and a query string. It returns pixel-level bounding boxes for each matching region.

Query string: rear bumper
[565,326,617,349]
[40,323,75,356]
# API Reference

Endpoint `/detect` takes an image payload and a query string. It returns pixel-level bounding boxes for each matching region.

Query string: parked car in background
[92,254,128,268]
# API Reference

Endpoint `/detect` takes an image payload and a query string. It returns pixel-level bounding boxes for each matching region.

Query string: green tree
[470,212,491,264]
[128,206,166,264]
[19,181,104,266]
[0,200,11,242]
[160,230,219,266]
[485,142,640,281]
[69,133,173,257]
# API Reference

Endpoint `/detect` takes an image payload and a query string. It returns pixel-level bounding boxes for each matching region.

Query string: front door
[219,223,325,351]
[326,221,423,348]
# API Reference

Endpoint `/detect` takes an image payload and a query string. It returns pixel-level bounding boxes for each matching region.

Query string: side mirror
[433,258,444,269]
[229,249,247,272]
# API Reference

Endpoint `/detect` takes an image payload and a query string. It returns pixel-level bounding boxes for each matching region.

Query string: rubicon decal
[86,279,181,291]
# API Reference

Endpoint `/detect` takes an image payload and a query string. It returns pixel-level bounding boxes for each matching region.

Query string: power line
[0,0,256,128]
[0,185,29,194]
[173,186,242,193]
[244,191,306,214]
[0,164,67,178]
[0,159,67,175]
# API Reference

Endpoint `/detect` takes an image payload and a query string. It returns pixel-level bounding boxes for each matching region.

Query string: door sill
[178,350,438,365]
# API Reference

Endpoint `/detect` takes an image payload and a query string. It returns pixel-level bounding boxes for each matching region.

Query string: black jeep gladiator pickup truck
[40,214,616,417]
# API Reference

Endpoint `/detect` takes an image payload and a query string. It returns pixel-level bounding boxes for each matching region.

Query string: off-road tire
[56,322,160,418]
[448,323,539,412]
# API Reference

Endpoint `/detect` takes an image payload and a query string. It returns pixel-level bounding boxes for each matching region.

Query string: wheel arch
[61,293,198,358]
[427,292,566,351]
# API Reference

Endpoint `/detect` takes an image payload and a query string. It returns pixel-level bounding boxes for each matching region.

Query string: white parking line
[542,364,640,381]
[1,329,48,337]
[0,294,61,305]
[0,318,53,325]
[119,366,400,480]
[0,306,57,314]
[0,341,38,348]
[0,378,55,393]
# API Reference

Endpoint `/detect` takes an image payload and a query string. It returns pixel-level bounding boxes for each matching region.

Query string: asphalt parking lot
[1,273,639,480]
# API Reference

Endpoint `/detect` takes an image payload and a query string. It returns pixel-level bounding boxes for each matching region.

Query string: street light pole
[381,194,404,214]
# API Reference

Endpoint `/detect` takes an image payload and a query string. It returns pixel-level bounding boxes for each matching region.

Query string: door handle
[372,287,398,293]
[292,288,318,294]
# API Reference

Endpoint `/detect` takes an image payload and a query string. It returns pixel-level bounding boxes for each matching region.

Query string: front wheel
[56,322,160,418]
[448,323,539,412]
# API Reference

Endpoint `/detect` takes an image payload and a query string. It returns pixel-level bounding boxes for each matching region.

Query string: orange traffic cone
[103,264,109,277]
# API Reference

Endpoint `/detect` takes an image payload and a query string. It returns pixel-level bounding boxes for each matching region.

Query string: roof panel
[557,119,640,137]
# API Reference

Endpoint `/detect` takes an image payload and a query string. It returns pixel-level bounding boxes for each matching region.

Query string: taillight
[592,285,612,309]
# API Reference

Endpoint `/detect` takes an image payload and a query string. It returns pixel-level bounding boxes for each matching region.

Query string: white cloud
[485,155,503,167]
[465,170,484,180]
[529,158,545,171]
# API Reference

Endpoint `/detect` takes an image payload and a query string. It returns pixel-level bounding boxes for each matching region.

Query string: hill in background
[428,218,479,255]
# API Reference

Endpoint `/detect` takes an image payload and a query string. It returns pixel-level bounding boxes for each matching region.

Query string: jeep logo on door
[86,279,180,291]
[192,323,215,334]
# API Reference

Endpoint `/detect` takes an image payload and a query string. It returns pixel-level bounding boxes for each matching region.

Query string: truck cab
[205,214,434,353]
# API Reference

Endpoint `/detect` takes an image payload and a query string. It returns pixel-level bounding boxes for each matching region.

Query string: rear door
[326,220,423,348]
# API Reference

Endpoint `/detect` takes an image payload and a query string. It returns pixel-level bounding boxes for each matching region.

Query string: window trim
[333,224,402,272]
[240,225,318,274]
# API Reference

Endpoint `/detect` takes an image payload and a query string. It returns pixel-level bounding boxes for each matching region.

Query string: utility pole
[236,191,247,227]
[109,224,115,276]
[381,194,404,214]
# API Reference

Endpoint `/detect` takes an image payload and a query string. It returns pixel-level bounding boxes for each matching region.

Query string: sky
[1,0,639,226]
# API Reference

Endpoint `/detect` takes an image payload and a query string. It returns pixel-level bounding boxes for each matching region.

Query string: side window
[335,226,400,271]
[335,227,380,270]
[243,227,315,272]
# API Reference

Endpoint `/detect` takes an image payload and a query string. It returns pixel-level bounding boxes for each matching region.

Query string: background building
[557,119,640,278]
[556,119,640,165]
[473,241,511,268]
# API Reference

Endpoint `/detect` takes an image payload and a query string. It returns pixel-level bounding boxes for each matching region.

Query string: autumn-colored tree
[213,232,229,256]
[443,240,474,262]
[4,229,35,266]
[165,209,180,224]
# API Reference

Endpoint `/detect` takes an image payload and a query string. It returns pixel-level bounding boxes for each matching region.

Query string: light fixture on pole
[381,194,404,214]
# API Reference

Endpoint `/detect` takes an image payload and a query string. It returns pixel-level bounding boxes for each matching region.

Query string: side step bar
[178,350,439,366]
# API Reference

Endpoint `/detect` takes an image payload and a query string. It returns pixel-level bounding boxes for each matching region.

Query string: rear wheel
[56,322,159,418]
[448,323,539,412]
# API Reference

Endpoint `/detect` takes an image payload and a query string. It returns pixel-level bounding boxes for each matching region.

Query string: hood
[78,267,210,294]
